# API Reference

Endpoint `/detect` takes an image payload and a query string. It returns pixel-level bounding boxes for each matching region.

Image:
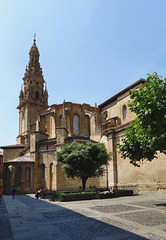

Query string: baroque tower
[17,39,48,144]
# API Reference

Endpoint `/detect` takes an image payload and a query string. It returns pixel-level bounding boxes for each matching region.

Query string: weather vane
[34,33,36,42]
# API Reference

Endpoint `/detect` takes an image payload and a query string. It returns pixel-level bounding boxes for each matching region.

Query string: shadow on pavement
[3,194,150,240]
[0,196,14,240]
[155,203,166,207]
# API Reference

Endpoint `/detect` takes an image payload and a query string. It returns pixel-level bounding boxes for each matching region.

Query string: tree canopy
[56,141,110,190]
[117,72,166,167]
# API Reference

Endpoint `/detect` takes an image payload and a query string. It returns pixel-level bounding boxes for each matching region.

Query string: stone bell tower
[17,38,48,145]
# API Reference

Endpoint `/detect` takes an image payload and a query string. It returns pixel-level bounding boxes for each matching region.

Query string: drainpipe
[112,131,118,189]
[107,130,118,189]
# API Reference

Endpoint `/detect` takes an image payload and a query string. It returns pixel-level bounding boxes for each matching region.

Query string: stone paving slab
[116,210,166,226]
[129,200,166,209]
[91,204,142,213]
[2,193,166,239]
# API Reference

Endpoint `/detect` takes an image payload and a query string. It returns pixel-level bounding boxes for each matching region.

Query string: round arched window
[123,105,127,119]
[73,115,79,135]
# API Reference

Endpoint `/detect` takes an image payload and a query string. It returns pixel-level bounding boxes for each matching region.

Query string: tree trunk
[82,177,87,191]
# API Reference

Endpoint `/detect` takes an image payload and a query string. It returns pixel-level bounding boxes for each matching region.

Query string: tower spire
[17,38,48,145]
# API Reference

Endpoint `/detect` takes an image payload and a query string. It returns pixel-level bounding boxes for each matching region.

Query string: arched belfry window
[73,115,79,135]
[35,91,39,101]
[123,105,127,119]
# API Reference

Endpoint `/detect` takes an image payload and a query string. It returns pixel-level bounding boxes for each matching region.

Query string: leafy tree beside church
[117,73,166,167]
[56,142,110,190]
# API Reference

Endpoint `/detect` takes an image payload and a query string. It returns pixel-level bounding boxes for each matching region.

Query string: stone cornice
[17,100,48,110]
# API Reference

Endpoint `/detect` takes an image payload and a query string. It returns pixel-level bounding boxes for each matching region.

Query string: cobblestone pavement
[1,193,166,239]
[0,195,14,240]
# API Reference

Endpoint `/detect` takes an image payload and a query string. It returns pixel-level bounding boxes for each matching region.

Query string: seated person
[35,188,42,199]
[99,187,114,195]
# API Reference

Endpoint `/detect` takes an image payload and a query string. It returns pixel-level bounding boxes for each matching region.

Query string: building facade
[99,80,166,192]
[1,40,166,194]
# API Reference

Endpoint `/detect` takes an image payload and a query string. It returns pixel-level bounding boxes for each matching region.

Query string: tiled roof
[5,155,35,163]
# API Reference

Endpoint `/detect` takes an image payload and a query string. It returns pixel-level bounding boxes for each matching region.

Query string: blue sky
[1,0,166,146]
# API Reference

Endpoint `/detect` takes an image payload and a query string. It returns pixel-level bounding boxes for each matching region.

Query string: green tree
[56,141,110,190]
[117,72,166,167]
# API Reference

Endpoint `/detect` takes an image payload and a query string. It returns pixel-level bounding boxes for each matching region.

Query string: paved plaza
[1,193,166,239]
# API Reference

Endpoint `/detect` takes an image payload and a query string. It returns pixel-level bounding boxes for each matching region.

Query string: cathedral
[1,39,166,194]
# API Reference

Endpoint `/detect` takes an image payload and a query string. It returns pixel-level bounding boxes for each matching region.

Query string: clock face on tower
[73,115,79,135]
